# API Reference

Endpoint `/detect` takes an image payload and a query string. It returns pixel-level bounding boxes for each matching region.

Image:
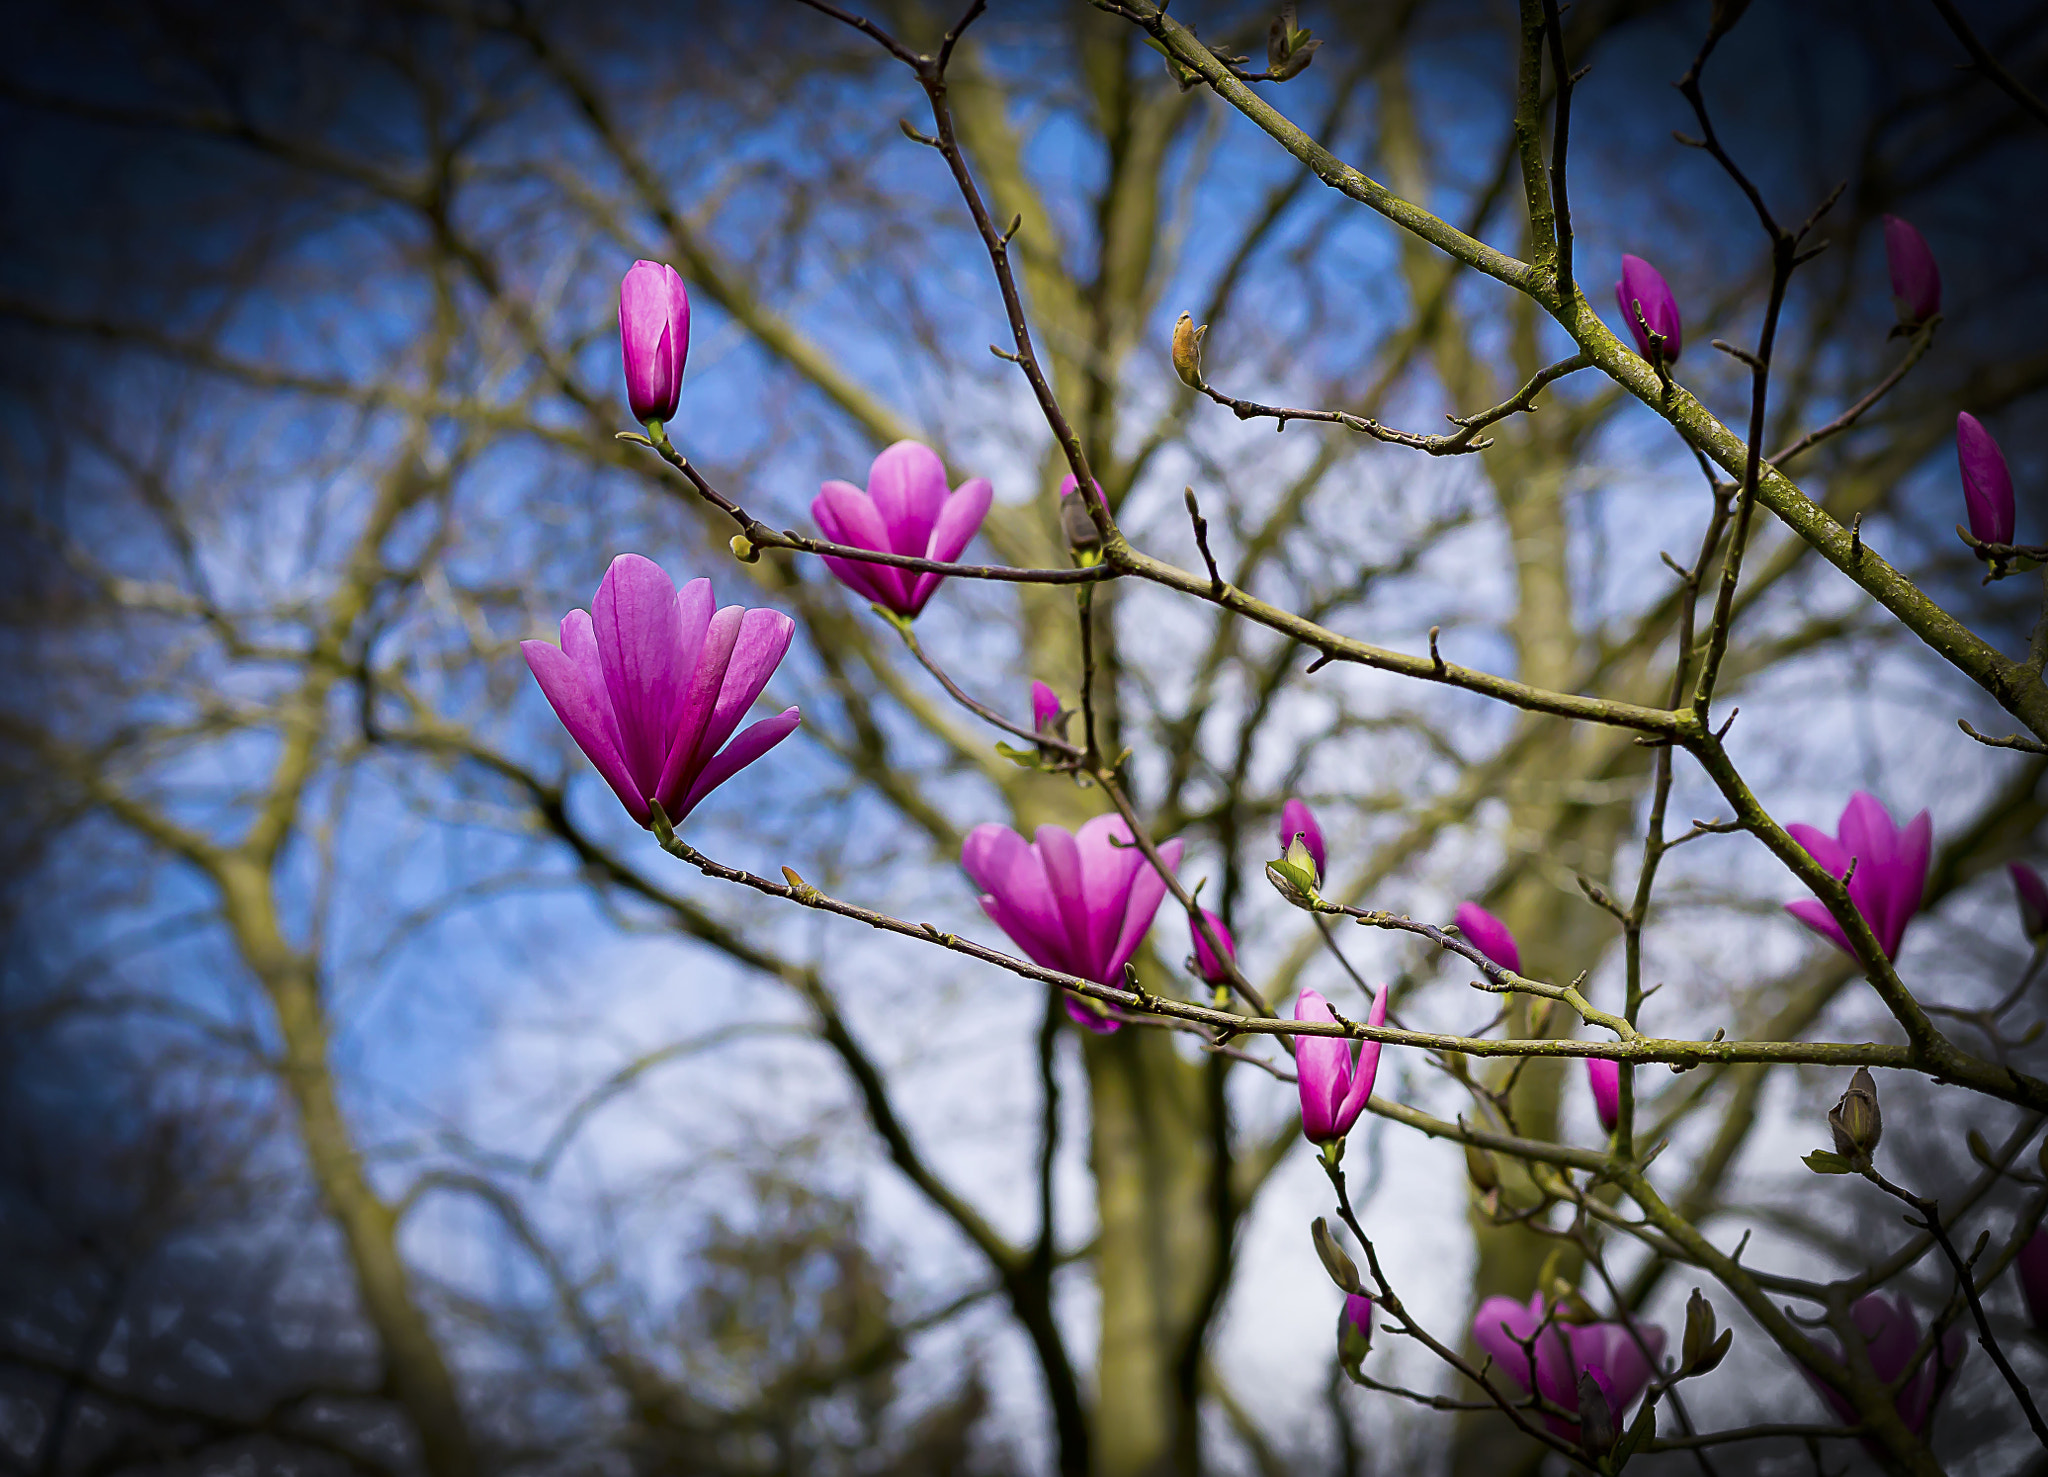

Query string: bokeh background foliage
[2,0,2046,1473]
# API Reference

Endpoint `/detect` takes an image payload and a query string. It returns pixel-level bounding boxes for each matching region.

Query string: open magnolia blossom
[1293,985,1390,1144]
[961,815,1181,1033]
[1473,1293,1666,1441]
[814,440,992,618]
[1785,791,1931,961]
[522,555,800,828]
[1806,1293,1966,1442]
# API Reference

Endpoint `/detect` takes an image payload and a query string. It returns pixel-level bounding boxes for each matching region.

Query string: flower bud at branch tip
[1957,413,2018,548]
[1882,215,1941,327]
[1337,1292,1374,1380]
[1171,311,1208,389]
[1311,1216,1362,1294]
[1828,1066,1882,1162]
[2012,862,2048,942]
[619,260,690,425]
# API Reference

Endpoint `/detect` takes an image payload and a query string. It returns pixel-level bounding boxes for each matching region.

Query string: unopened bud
[729,533,760,563]
[2012,863,2048,942]
[1827,1066,1882,1161]
[1576,1371,1619,1457]
[1170,311,1208,389]
[1464,1142,1499,1193]
[1548,1282,1598,1325]
[1058,482,1103,560]
[1311,1217,1362,1295]
[1267,4,1322,80]
[1337,1292,1374,1379]
[1266,837,1322,910]
[1680,1288,1731,1376]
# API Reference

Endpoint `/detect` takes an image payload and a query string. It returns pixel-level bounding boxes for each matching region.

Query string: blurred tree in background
[3,1,2046,1474]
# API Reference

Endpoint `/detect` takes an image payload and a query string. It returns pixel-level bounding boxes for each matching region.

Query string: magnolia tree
[5,2,2048,1476]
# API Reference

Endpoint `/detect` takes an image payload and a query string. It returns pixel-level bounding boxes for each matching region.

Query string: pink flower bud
[1031,681,1062,735]
[618,261,690,425]
[1338,1292,1374,1376]
[2019,1229,2048,1334]
[1189,908,1236,983]
[1957,413,2017,546]
[1453,901,1519,973]
[1881,216,1941,325]
[1586,1057,1620,1134]
[1278,798,1327,884]
[1614,255,1682,364]
[2012,862,2048,942]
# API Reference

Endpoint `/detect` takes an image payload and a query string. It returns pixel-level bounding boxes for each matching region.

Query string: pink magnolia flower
[1785,792,1931,962]
[1958,413,2017,547]
[1454,901,1519,973]
[1882,216,1941,325]
[2013,862,2048,942]
[1586,1057,1621,1134]
[1279,797,1327,884]
[1293,985,1389,1143]
[1614,255,1683,364]
[2018,1229,2048,1333]
[1189,908,1237,983]
[962,816,1182,1033]
[1473,1294,1666,1440]
[522,555,800,828]
[619,261,690,425]
[814,441,992,618]
[1806,1293,1965,1439]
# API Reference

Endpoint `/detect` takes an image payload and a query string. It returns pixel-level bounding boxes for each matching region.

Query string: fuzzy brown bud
[1827,1067,1882,1161]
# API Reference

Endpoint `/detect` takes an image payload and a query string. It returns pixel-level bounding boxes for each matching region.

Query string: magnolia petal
[867,440,949,559]
[1106,836,1180,983]
[676,707,800,820]
[815,481,910,610]
[1786,898,1853,957]
[591,554,686,797]
[523,636,648,823]
[905,476,992,614]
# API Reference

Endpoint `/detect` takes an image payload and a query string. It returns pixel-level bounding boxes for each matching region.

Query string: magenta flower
[1293,985,1389,1143]
[2018,1229,2048,1333]
[1806,1293,1965,1439]
[813,441,993,618]
[1189,908,1237,983]
[2013,862,2048,942]
[1586,1057,1620,1135]
[1473,1294,1666,1440]
[1279,797,1328,884]
[1882,216,1941,325]
[1785,792,1930,962]
[522,556,800,828]
[1957,413,2017,546]
[619,260,690,425]
[962,816,1183,1034]
[1614,255,1683,364]
[1454,901,1519,973]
